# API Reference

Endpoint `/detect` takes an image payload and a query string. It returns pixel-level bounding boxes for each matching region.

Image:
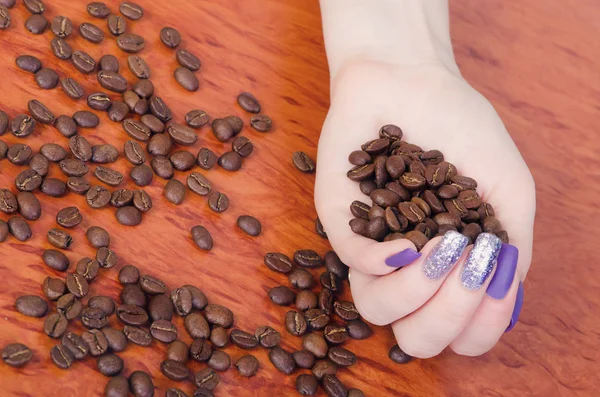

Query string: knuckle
[352,297,389,326]
[440,303,471,327]
[397,337,444,359]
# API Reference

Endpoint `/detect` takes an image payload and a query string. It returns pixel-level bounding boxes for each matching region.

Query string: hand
[315,60,535,358]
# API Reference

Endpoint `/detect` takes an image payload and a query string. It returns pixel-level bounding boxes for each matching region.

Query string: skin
[316,0,535,358]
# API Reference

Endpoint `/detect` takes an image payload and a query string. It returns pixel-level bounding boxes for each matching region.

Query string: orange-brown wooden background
[0,0,598,396]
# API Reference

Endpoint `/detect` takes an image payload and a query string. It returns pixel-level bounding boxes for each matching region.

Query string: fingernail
[486,243,519,299]
[385,249,421,268]
[460,233,502,290]
[506,281,524,332]
[422,231,468,280]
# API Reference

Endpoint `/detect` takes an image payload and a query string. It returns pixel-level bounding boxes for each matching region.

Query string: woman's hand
[315,59,535,358]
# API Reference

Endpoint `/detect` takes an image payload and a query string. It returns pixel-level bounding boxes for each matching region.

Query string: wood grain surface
[0,0,597,396]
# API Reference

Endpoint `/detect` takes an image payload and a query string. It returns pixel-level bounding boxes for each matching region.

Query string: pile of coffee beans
[347,124,509,249]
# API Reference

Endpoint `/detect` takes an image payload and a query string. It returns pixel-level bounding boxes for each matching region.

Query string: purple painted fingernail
[385,249,421,268]
[487,244,519,299]
[506,282,524,332]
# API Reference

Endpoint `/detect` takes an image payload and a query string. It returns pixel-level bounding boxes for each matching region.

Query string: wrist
[320,0,458,79]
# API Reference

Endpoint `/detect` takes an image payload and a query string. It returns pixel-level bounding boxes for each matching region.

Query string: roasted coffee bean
[194,368,219,390]
[168,287,191,316]
[320,271,342,293]
[123,140,145,165]
[405,230,429,250]
[217,151,242,171]
[482,215,502,233]
[463,222,483,243]
[82,306,109,329]
[123,90,140,110]
[237,215,261,236]
[269,347,295,375]
[88,92,112,111]
[167,340,189,363]
[123,119,151,142]
[121,284,146,307]
[89,296,115,316]
[312,360,338,380]
[133,189,152,212]
[384,207,407,232]
[69,136,92,162]
[296,374,318,396]
[325,251,349,280]
[47,228,73,249]
[160,360,189,382]
[235,355,259,377]
[95,166,123,187]
[160,26,181,48]
[303,333,328,359]
[92,144,119,164]
[305,308,330,330]
[99,54,120,73]
[0,5,9,28]
[16,55,41,73]
[389,344,413,364]
[324,324,348,345]
[288,268,315,290]
[116,33,145,52]
[224,116,244,137]
[333,301,359,321]
[264,252,294,274]
[237,92,261,113]
[43,249,70,271]
[206,191,228,213]
[151,156,174,179]
[323,374,347,397]
[0,189,18,214]
[139,274,167,295]
[129,165,153,187]
[457,189,482,209]
[76,257,100,281]
[82,329,108,356]
[379,124,403,140]
[15,295,48,317]
[230,329,258,350]
[44,313,69,338]
[15,169,42,192]
[147,133,172,156]
[87,2,110,17]
[107,14,126,35]
[140,114,164,134]
[39,144,66,163]
[24,0,44,13]
[61,78,85,100]
[133,97,148,115]
[444,198,468,219]
[17,192,41,220]
[350,200,370,220]
[163,179,186,205]
[148,294,174,321]
[72,50,96,74]
[328,347,356,367]
[66,273,89,298]
[80,22,104,44]
[399,172,427,191]
[253,325,279,349]
[120,2,143,19]
[205,304,234,328]
[294,249,323,268]
[11,114,36,138]
[6,216,29,240]
[186,172,211,196]
[478,203,495,220]
[369,189,399,208]
[27,154,48,178]
[149,96,172,121]
[318,287,334,314]
[293,350,316,369]
[60,160,88,178]
[50,344,74,369]
[176,48,201,70]
[397,201,425,224]
[285,310,307,336]
[57,293,82,320]
[168,123,197,145]
[433,212,461,228]
[185,110,209,128]
[28,100,55,125]
[129,372,156,397]
[118,264,140,284]
[249,114,272,132]
[208,351,232,372]
[292,151,316,173]
[348,150,371,166]
[127,55,151,79]
[347,164,375,182]
[361,138,390,155]
[86,185,110,208]
[0,114,7,136]
[211,118,233,142]
[450,175,477,191]
[56,206,82,228]
[25,14,48,35]
[97,247,117,268]
[117,304,148,326]
[40,178,67,197]
[151,319,177,343]
[42,277,66,300]
[131,80,153,99]
[174,67,199,91]
[98,71,127,93]
[61,332,88,359]
[189,338,212,362]
[422,190,443,214]
[194,149,216,171]
[7,145,32,167]
[96,354,123,377]
[105,376,130,397]
[51,15,73,39]
[268,286,295,306]
[182,285,207,310]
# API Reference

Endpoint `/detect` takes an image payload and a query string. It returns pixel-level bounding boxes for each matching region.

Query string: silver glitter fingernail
[422,231,469,280]
[460,233,502,290]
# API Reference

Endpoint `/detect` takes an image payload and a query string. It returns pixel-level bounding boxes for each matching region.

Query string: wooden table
[0,0,597,396]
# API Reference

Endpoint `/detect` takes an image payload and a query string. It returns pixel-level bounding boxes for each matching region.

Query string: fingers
[391,233,502,358]
[348,231,469,325]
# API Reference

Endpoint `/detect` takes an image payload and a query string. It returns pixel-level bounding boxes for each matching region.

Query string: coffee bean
[15,169,42,192]
[118,264,140,284]
[292,350,315,369]
[324,324,348,345]
[139,274,167,295]
[296,374,318,396]
[50,344,74,369]
[210,118,233,142]
[235,355,259,377]
[8,216,31,241]
[172,67,198,91]
[120,1,143,19]
[348,150,371,166]
[17,191,41,220]
[303,333,328,359]
[0,220,7,242]
[59,80,84,103]
[82,306,109,329]
[95,166,123,187]
[43,249,70,271]
[159,360,189,382]
[16,55,41,73]
[205,304,234,328]
[7,145,31,167]
[117,304,148,326]
[42,277,66,300]
[147,133,172,157]
[97,55,119,74]
[167,340,189,363]
[159,26,181,48]
[305,308,330,330]
[269,347,295,375]
[237,215,261,236]
[229,137,254,159]
[44,312,68,338]
[0,113,7,136]
[482,215,502,233]
[295,290,317,312]
[88,92,112,111]
[68,137,91,164]
[129,372,155,397]
[323,374,347,397]
[75,257,99,281]
[123,119,151,142]
[151,156,174,179]
[192,151,216,174]
[96,71,127,94]
[389,344,412,364]
[85,185,110,208]
[25,14,48,35]
[397,202,425,224]
[399,172,426,191]
[185,110,209,128]
[25,155,47,179]
[15,295,48,317]
[105,376,129,397]
[324,251,348,280]
[315,217,327,238]
[47,228,73,249]
[79,22,104,44]
[97,246,117,268]
[347,164,375,182]
[116,33,145,52]
[151,319,177,343]
[187,172,212,196]
[333,300,359,321]
[82,329,108,356]
[91,144,119,164]
[292,151,316,173]
[285,310,307,336]
[249,114,272,132]
[57,293,82,320]
[167,288,191,317]
[148,294,174,321]
[123,90,140,110]
[164,179,186,205]
[405,230,429,250]
[123,140,145,165]
[59,160,87,179]
[444,198,468,219]
[88,296,115,317]
[236,92,261,113]
[0,5,8,28]
[27,100,55,125]
[250,326,278,349]
[139,115,163,134]
[377,124,402,141]
[129,165,153,187]
[176,49,201,70]
[263,252,294,274]
[288,268,316,290]
[71,50,96,74]
[127,55,151,79]
[182,285,207,310]
[65,273,89,298]
[146,97,171,123]
[294,249,323,268]
[121,284,146,307]
[328,347,356,367]
[56,206,82,228]
[229,329,258,350]
[61,332,88,360]
[107,14,126,35]
[0,189,18,214]
[269,286,295,306]
[133,189,152,212]
[10,114,36,138]
[95,354,124,377]
[168,123,197,146]
[312,360,337,380]
[194,368,219,390]
[478,203,495,220]
[189,338,212,362]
